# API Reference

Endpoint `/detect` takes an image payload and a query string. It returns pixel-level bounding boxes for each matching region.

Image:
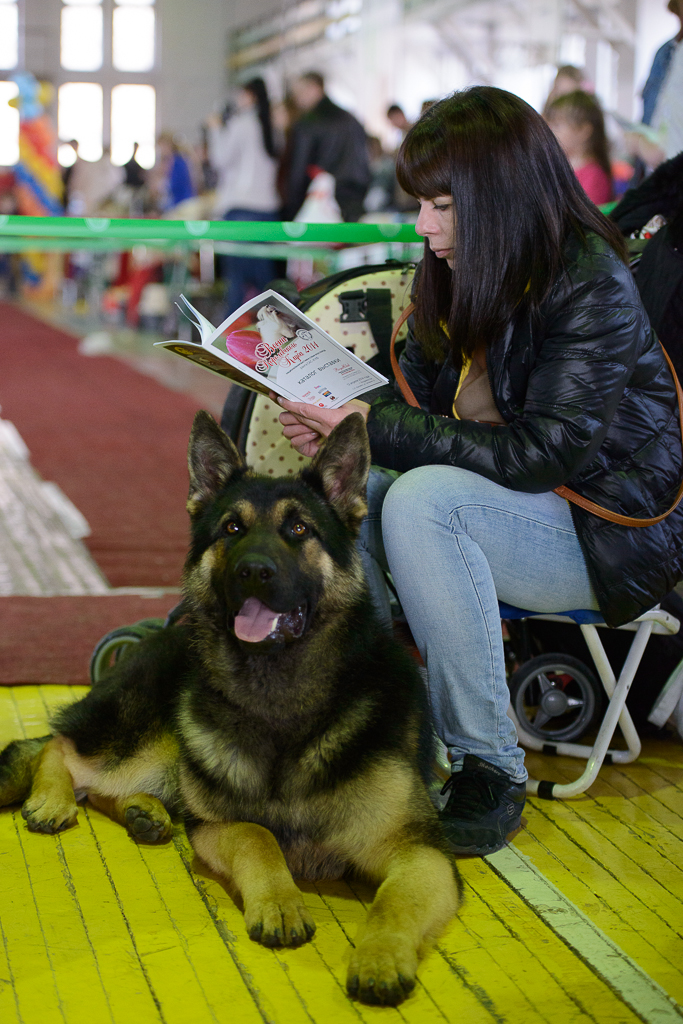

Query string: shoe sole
[446,838,507,856]
[443,814,524,857]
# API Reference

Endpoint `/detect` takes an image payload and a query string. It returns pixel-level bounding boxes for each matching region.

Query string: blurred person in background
[543,65,589,116]
[207,77,279,315]
[66,145,124,216]
[642,0,683,126]
[386,104,412,136]
[282,71,370,222]
[546,91,614,204]
[364,135,397,214]
[387,103,419,215]
[649,22,683,164]
[124,142,147,189]
[61,139,79,202]
[625,1,682,171]
[156,132,195,211]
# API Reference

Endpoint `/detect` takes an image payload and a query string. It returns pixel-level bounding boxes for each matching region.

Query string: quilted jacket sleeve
[366,248,663,493]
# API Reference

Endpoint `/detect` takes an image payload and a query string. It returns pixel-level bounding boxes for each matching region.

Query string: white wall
[157,0,233,138]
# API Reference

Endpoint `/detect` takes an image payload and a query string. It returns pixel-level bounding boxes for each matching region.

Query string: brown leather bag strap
[389,304,683,528]
[390,303,421,408]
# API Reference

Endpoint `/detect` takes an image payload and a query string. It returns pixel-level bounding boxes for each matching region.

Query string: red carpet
[0,596,179,685]
[0,302,210,587]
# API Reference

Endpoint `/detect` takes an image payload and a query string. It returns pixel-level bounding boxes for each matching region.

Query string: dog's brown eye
[292,522,308,537]
[224,521,240,535]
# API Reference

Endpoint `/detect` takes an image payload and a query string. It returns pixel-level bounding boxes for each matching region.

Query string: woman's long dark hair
[244,77,276,158]
[396,86,628,361]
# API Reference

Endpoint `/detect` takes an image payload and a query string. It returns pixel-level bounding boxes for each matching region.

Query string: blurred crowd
[1,0,682,317]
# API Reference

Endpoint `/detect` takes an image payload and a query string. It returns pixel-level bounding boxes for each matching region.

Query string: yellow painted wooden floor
[1,685,682,1024]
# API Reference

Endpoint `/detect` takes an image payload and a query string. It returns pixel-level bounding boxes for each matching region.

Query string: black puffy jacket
[366,233,683,627]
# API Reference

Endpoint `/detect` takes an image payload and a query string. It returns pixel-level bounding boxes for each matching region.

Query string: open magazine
[155,290,388,408]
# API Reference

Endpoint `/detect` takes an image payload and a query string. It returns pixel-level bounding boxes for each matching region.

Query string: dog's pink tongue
[234,597,280,642]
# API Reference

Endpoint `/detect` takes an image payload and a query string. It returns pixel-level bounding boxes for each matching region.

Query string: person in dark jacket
[274,88,683,856]
[282,72,370,222]
[611,151,683,369]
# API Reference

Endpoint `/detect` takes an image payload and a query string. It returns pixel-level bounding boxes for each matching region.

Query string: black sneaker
[438,754,526,856]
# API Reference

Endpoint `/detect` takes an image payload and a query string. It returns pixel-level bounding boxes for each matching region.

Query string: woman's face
[236,88,256,110]
[415,196,456,268]
[546,116,591,163]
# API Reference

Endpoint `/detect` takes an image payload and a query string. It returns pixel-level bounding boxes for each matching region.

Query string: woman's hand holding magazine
[273,393,370,457]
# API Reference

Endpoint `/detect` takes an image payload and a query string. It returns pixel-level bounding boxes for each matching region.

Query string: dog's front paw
[245,892,316,948]
[124,799,172,844]
[347,938,417,1006]
[21,792,78,834]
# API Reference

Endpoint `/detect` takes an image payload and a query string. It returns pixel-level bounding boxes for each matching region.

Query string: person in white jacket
[207,78,279,314]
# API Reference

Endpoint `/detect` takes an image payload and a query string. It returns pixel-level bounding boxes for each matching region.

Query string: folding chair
[500,601,681,799]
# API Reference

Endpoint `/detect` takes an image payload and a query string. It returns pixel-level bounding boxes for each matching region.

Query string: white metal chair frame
[506,607,681,799]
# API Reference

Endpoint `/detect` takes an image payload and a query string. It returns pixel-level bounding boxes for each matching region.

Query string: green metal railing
[0,215,422,253]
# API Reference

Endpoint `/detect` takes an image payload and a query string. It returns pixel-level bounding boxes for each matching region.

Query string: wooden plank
[0,808,68,1024]
[135,831,264,1024]
[0,903,21,1024]
[526,748,683,897]
[175,836,325,1024]
[56,811,165,1024]
[301,876,443,1024]
[312,876,493,1024]
[0,688,24,747]
[637,756,683,820]
[530,792,683,932]
[487,846,680,1024]
[608,763,683,835]
[10,814,116,1024]
[453,857,639,1024]
[82,806,258,1024]
[514,818,683,1004]
[10,686,50,739]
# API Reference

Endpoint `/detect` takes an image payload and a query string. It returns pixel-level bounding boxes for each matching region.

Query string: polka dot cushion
[245,265,416,475]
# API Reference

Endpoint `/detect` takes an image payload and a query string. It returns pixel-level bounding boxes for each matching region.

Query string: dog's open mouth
[233,597,307,644]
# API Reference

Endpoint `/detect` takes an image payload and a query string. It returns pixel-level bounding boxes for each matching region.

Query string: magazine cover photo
[210,292,386,408]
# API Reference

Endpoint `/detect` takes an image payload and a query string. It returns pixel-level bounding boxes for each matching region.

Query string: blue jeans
[358,466,600,782]
[218,209,277,317]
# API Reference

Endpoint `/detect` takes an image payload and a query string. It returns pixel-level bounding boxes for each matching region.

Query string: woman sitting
[275,87,683,856]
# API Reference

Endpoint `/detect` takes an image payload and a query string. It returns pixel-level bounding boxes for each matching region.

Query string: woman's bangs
[396,128,451,199]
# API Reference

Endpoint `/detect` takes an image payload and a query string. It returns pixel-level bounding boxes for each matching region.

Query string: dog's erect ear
[305,413,370,531]
[187,411,246,515]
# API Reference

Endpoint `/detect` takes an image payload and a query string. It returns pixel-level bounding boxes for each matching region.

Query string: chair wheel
[89,619,165,684]
[508,653,603,743]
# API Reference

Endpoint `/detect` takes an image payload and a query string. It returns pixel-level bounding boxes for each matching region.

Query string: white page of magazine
[206,290,388,409]
[176,294,218,343]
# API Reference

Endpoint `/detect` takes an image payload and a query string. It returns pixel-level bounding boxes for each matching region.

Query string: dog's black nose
[234,554,278,583]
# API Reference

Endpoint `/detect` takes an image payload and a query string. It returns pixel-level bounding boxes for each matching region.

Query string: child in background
[545,91,614,205]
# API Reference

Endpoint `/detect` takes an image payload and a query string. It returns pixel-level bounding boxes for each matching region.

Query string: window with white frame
[113,0,155,72]
[61,0,104,72]
[56,0,157,167]
[111,83,156,167]
[58,82,104,161]
[0,0,19,71]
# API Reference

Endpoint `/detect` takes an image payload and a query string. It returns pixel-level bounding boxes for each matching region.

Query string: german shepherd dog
[0,411,461,1006]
